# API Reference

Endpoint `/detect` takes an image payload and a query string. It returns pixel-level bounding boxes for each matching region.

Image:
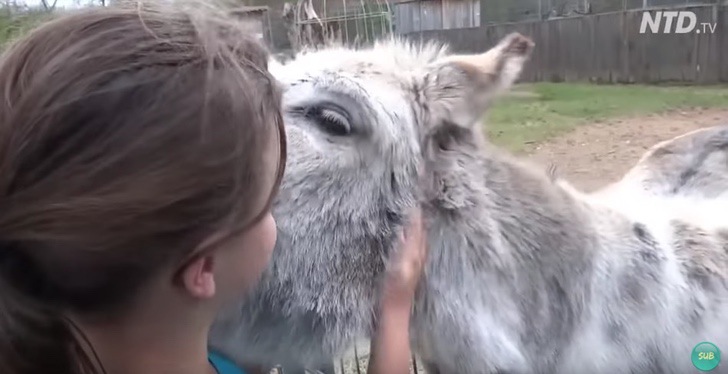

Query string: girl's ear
[178,254,217,299]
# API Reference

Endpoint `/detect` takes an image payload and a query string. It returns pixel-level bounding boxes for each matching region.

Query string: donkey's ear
[422,33,534,128]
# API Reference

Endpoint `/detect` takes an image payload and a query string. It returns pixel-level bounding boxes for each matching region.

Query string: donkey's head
[210,33,534,368]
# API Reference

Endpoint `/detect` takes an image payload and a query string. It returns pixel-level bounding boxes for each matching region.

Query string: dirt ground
[524,107,728,192]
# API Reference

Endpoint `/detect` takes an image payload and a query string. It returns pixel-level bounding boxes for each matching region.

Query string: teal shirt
[208,351,248,374]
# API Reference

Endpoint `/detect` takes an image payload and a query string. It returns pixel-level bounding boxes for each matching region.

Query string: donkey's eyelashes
[288,99,355,137]
[308,106,351,136]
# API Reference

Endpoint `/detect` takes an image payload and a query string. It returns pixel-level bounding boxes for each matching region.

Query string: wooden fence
[392,0,481,34]
[404,4,728,84]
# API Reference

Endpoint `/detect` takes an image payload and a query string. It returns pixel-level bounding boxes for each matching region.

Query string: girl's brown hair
[0,2,286,374]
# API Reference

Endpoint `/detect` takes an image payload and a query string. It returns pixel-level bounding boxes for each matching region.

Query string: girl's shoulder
[208,350,249,374]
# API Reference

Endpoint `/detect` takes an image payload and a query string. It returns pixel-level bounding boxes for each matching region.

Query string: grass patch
[0,10,55,49]
[486,82,728,152]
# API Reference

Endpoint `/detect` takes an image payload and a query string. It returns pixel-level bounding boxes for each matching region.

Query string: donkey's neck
[419,146,602,363]
[417,142,728,374]
[426,146,599,284]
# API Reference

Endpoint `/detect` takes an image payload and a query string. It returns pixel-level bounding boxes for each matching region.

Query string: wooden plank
[406,4,727,84]
[721,7,728,82]
[420,0,443,31]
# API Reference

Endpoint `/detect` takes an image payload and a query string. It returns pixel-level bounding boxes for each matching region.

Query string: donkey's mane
[269,37,449,77]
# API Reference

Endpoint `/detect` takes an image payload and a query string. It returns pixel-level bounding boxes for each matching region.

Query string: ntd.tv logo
[639,10,717,34]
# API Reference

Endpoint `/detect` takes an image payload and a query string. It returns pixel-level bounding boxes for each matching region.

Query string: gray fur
[209,34,728,373]
[597,125,728,200]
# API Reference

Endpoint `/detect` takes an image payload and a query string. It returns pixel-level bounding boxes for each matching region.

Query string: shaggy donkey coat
[209,33,728,374]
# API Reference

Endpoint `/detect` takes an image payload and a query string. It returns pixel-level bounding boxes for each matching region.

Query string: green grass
[0,10,54,49]
[486,83,728,152]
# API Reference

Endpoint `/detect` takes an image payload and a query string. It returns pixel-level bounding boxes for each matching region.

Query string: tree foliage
[0,0,111,48]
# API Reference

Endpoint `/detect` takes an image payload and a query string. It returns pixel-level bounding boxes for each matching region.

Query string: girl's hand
[380,207,428,308]
[367,207,428,374]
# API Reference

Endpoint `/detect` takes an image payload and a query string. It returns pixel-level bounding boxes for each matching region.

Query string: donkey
[209,33,728,373]
[597,125,728,201]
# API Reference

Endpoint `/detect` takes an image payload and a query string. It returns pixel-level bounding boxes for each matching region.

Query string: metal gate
[283,0,394,50]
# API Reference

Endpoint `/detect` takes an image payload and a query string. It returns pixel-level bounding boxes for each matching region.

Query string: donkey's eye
[306,106,351,136]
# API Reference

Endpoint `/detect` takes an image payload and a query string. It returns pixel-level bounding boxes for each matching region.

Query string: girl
[0,2,427,374]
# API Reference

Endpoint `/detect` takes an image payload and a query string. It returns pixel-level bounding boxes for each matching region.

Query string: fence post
[620,6,630,82]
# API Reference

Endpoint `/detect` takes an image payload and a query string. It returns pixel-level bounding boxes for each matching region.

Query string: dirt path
[524,108,728,192]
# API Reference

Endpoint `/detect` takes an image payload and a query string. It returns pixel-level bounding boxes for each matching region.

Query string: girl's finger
[407,212,424,242]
